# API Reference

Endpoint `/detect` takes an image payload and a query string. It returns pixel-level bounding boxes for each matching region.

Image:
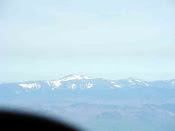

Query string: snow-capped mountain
[46,75,94,89]
[114,77,150,88]
[0,75,175,94]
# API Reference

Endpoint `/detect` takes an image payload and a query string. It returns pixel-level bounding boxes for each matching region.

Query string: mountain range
[0,75,175,101]
[1,75,175,92]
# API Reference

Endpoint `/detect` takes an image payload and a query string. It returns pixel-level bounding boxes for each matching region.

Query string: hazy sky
[0,0,175,82]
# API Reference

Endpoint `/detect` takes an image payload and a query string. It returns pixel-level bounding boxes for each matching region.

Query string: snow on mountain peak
[61,75,93,80]
[49,75,93,87]
[19,83,41,89]
[15,76,175,90]
[125,77,149,86]
[128,77,142,83]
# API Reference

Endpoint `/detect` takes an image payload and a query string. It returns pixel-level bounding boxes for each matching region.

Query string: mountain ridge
[0,75,175,91]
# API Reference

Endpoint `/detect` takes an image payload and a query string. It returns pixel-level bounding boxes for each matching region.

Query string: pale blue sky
[0,0,175,82]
